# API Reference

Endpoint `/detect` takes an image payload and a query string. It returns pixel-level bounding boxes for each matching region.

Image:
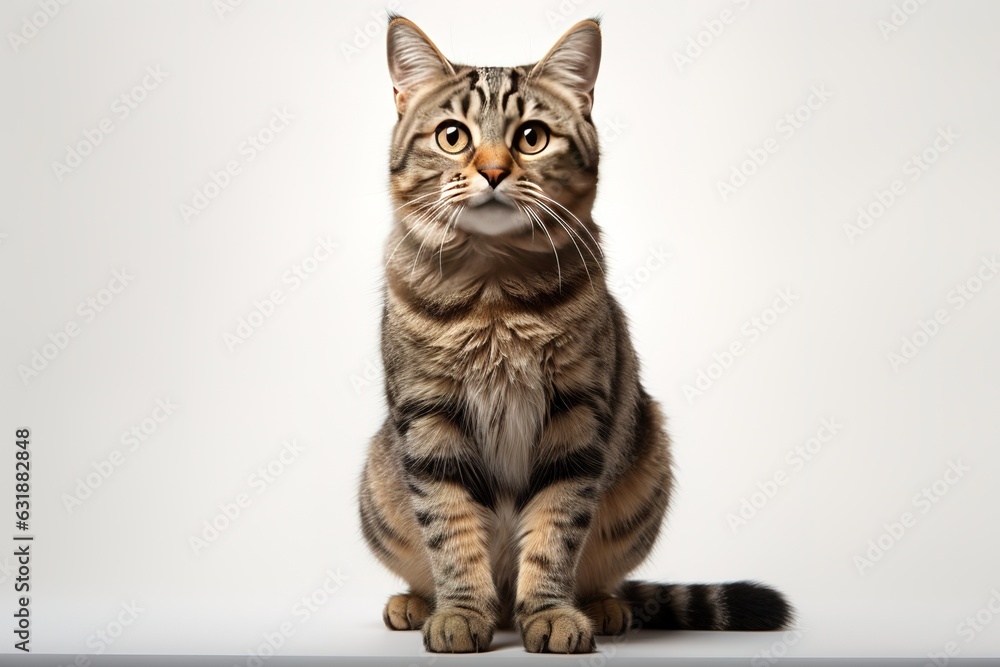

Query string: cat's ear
[531,19,602,115]
[387,17,455,115]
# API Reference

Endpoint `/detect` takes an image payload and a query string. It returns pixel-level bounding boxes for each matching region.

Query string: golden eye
[435,121,470,154]
[515,121,550,155]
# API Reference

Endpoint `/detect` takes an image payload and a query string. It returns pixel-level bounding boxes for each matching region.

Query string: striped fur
[359,17,793,654]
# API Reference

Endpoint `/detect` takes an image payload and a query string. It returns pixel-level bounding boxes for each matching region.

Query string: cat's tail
[620,580,793,631]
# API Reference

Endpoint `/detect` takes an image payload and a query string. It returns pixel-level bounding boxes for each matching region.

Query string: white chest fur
[453,316,553,490]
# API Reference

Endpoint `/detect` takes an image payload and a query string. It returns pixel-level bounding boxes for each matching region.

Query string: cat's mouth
[455,199,530,237]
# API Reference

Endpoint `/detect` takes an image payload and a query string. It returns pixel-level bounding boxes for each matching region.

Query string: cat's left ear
[531,19,602,115]
[387,17,455,115]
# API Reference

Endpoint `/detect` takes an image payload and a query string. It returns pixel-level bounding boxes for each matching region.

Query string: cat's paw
[383,594,430,630]
[422,608,494,652]
[518,605,596,653]
[583,597,633,635]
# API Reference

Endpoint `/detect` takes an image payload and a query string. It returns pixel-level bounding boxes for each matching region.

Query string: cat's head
[385,16,603,261]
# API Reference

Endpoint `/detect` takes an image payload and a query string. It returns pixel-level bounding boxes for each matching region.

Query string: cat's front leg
[400,411,499,653]
[514,435,605,653]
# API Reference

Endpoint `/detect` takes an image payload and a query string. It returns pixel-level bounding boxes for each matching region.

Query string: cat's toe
[422,608,494,652]
[383,593,430,630]
[584,597,633,635]
[519,606,596,653]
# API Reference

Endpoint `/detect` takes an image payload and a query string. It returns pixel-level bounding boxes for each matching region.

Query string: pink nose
[479,168,510,189]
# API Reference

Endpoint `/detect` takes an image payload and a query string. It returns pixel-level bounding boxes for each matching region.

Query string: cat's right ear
[387,17,454,115]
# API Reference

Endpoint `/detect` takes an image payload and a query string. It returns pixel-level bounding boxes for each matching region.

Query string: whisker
[385,180,473,273]
[529,198,603,280]
[392,189,442,214]
[385,226,417,268]
[535,198,603,259]
[404,197,454,233]
[388,199,449,269]
[395,182,468,223]
[408,199,456,280]
[519,203,561,290]
[529,200,594,288]
[438,205,464,277]
[410,228,432,281]
[518,185,604,258]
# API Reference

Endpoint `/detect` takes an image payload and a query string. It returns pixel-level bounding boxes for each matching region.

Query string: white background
[1,0,999,661]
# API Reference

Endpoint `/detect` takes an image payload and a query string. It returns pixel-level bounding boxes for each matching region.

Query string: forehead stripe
[501,69,520,113]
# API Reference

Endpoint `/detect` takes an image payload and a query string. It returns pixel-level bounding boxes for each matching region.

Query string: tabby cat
[358,16,793,654]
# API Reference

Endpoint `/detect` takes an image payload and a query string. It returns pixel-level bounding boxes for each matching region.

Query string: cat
[357,15,793,654]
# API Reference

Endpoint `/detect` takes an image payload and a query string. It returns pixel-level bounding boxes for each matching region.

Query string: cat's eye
[515,121,550,155]
[435,121,471,154]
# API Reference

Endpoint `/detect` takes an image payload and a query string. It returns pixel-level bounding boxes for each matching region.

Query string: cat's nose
[478,168,510,189]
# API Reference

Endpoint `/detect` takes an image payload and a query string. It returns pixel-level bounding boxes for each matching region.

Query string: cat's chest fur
[450,312,562,489]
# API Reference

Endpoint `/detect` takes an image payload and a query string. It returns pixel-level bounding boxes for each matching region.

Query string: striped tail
[621,580,793,631]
